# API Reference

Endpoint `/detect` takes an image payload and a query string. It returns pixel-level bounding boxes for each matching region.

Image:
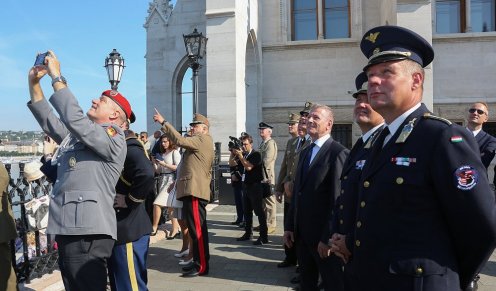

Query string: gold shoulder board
[423,113,452,125]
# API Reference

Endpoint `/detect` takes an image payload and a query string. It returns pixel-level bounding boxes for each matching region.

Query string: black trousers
[296,238,344,291]
[55,234,114,291]
[182,196,210,274]
[232,182,244,223]
[242,183,268,238]
[283,201,297,264]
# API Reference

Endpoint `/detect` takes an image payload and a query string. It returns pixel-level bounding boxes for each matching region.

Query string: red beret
[102,90,132,121]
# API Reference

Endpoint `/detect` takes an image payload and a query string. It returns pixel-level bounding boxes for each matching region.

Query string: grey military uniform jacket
[28,88,126,239]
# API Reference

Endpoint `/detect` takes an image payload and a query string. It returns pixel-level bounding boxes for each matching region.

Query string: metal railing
[6,163,58,283]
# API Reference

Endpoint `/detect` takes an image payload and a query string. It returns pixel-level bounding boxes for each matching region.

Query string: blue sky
[0,0,187,133]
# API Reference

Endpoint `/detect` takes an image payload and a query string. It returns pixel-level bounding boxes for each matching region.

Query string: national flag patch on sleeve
[450,136,463,143]
[106,126,117,137]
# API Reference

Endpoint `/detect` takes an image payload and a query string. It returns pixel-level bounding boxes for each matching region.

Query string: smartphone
[34,52,48,66]
[155,153,164,161]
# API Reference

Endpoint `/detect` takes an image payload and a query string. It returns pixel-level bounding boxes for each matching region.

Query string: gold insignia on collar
[365,32,380,43]
[396,118,417,143]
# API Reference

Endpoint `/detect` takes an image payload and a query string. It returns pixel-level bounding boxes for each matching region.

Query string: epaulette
[423,113,452,125]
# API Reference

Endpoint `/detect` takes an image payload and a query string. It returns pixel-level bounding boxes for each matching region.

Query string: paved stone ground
[20,203,496,291]
[147,204,295,291]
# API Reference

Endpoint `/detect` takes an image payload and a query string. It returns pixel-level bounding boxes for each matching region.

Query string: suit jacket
[28,88,126,239]
[474,130,496,168]
[0,162,16,243]
[331,126,383,252]
[275,136,298,194]
[259,138,278,184]
[114,137,154,245]
[286,137,348,246]
[352,104,496,291]
[161,122,214,201]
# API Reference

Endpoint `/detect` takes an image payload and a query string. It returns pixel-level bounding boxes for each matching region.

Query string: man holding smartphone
[27,51,130,290]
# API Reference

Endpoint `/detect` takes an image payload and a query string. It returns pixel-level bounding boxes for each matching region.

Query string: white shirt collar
[467,127,482,137]
[361,123,385,143]
[387,103,421,138]
[313,133,331,148]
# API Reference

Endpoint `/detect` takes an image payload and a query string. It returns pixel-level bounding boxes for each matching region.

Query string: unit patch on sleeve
[454,165,478,190]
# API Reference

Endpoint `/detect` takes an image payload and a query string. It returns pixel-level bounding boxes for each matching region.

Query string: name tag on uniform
[242,173,245,182]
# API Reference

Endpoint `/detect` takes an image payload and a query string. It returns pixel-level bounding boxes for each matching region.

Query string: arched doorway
[173,59,195,134]
[245,30,261,140]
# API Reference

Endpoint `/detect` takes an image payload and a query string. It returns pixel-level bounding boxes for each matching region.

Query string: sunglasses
[468,108,486,115]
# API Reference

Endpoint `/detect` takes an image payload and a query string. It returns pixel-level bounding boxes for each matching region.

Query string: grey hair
[310,103,334,123]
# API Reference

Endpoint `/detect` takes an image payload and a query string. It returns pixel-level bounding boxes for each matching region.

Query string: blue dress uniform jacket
[474,130,496,169]
[352,104,496,291]
[28,88,126,239]
[114,137,154,244]
[331,127,383,253]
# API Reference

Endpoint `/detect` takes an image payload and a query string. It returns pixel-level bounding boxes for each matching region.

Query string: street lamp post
[104,49,125,90]
[183,28,207,114]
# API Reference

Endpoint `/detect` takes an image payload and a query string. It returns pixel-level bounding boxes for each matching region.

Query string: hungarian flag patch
[450,136,463,143]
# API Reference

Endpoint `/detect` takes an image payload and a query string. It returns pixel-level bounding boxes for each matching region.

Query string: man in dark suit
[345,25,496,291]
[466,102,496,169]
[330,72,384,290]
[283,104,349,291]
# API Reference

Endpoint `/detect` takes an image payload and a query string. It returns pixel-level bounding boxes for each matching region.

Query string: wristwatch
[51,75,67,86]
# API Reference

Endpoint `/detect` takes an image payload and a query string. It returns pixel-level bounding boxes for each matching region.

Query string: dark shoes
[253,237,269,245]
[290,274,301,284]
[231,220,242,225]
[236,232,252,241]
[277,260,297,268]
[166,230,181,240]
[181,264,209,277]
[464,275,480,291]
[237,221,245,228]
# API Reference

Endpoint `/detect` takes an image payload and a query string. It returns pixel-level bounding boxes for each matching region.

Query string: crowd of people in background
[1,24,496,291]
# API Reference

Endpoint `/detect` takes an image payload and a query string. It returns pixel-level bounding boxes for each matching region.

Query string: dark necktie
[296,138,302,150]
[301,143,316,176]
[367,126,390,167]
[349,137,364,158]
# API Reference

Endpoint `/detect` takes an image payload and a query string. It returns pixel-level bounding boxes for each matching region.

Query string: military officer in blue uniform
[330,72,384,290]
[28,51,129,291]
[108,117,155,291]
[344,26,496,291]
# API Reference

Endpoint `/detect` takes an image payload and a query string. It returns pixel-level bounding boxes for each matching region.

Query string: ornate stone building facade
[145,0,496,156]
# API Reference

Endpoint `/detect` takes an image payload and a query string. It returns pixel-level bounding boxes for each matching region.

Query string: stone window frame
[434,0,495,34]
[289,0,358,41]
